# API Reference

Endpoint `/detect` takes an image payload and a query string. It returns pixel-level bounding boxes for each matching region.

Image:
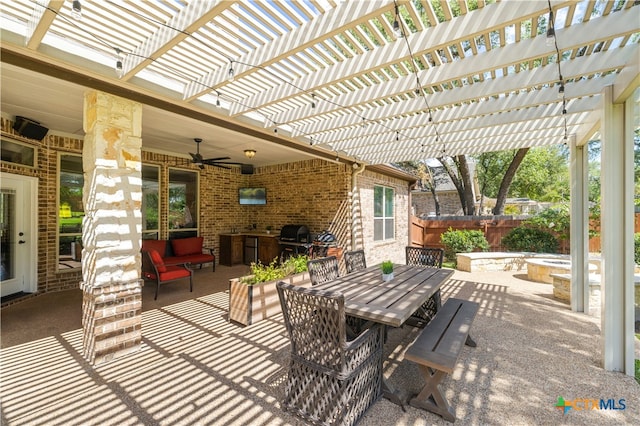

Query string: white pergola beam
[26,0,63,50]
[183,0,394,101]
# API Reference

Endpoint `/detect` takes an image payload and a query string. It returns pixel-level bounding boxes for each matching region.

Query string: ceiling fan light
[244,149,256,159]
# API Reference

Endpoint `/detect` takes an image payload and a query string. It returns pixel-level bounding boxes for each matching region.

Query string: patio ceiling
[1,0,638,167]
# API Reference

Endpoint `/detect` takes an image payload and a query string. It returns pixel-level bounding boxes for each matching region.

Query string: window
[374,186,394,241]
[1,137,36,167]
[58,154,83,269]
[141,165,160,240]
[168,168,198,239]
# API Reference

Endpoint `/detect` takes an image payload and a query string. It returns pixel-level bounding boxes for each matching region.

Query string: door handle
[18,240,26,244]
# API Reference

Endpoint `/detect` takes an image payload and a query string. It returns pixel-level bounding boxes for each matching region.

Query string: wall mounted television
[239,187,267,205]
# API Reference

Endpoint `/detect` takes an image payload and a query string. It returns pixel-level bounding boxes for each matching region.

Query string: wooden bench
[403,298,479,422]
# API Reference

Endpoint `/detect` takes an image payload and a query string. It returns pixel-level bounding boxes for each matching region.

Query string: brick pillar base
[81,280,143,364]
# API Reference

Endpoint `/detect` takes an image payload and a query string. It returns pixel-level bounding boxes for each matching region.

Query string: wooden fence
[411,214,640,253]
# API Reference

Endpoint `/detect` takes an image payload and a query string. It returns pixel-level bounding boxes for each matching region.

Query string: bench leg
[409,366,455,422]
[465,334,477,348]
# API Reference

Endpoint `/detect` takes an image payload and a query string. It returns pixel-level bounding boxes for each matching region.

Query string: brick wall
[358,169,411,266]
[3,116,412,299]
[412,190,465,216]
[1,117,83,295]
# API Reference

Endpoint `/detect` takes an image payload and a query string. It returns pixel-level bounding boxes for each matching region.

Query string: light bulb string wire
[34,0,454,155]
[548,0,569,142]
[103,0,423,146]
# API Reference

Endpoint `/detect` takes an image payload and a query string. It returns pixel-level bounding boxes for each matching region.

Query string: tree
[394,160,442,215]
[437,155,476,215]
[491,148,529,215]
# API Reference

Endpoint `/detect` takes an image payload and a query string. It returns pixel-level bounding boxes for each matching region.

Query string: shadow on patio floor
[1,268,638,425]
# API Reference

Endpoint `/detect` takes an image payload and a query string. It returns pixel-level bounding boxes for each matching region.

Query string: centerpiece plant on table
[381,260,394,281]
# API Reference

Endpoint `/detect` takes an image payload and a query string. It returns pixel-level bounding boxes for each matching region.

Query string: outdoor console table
[313,264,454,406]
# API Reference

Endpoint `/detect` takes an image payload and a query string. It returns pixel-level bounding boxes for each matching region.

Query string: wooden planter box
[228,272,311,326]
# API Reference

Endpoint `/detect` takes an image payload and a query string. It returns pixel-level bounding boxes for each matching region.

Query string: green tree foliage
[475,146,569,207]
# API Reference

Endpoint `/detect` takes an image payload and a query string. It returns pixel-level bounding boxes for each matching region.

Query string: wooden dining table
[313,263,453,327]
[313,263,454,407]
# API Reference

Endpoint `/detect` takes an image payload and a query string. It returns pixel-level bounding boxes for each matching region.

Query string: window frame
[141,164,161,240]
[1,136,37,168]
[167,167,199,239]
[57,153,84,270]
[373,185,395,242]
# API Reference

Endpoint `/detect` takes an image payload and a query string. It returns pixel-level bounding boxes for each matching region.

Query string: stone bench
[552,273,640,316]
[457,252,568,273]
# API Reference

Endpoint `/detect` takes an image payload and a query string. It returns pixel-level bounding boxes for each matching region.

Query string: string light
[215,91,221,107]
[392,2,403,38]
[71,0,82,20]
[311,93,316,109]
[228,61,235,82]
[546,8,555,47]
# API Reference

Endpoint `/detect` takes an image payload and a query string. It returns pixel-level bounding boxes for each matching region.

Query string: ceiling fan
[189,138,247,170]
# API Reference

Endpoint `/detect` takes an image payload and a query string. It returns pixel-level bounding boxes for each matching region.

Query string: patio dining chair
[276,281,383,426]
[307,255,340,286]
[406,246,445,327]
[344,249,367,274]
[141,249,193,300]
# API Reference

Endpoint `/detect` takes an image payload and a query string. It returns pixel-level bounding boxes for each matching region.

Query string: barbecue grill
[279,225,311,258]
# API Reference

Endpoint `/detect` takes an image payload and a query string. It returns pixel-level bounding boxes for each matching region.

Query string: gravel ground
[1,269,638,425]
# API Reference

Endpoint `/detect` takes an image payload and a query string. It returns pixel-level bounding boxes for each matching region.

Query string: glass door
[1,173,37,297]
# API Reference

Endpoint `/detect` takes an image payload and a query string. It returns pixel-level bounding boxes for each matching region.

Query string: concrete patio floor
[1,266,639,425]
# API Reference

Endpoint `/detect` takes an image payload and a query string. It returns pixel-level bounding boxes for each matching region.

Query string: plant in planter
[229,255,310,325]
[266,225,273,234]
[381,260,394,282]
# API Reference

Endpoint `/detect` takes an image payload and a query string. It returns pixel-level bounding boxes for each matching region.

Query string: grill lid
[279,224,310,242]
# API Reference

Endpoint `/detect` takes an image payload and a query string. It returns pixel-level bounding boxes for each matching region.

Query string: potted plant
[381,260,394,282]
[228,255,310,325]
[265,225,273,234]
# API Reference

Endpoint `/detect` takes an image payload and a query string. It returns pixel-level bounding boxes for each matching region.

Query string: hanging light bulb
[395,131,400,142]
[361,117,367,128]
[228,61,235,82]
[311,93,316,109]
[215,91,221,107]
[309,137,313,146]
[392,5,403,38]
[71,0,82,20]
[557,81,565,98]
[115,58,123,78]
[546,10,555,47]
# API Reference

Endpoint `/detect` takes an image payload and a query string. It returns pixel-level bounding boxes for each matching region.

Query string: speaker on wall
[13,116,49,141]
[241,164,254,175]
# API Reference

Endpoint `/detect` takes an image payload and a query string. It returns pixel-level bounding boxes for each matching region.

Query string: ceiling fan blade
[210,163,231,169]
[189,152,203,162]
[202,156,231,162]
[208,161,246,165]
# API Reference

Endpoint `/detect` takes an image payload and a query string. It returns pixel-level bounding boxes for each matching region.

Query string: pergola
[1,1,638,373]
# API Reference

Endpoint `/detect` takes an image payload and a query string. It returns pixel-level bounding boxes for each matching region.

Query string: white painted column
[600,85,634,375]
[570,142,589,313]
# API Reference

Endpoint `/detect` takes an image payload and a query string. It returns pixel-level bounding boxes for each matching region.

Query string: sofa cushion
[142,239,167,257]
[171,236,203,257]
[147,249,167,273]
[165,253,214,266]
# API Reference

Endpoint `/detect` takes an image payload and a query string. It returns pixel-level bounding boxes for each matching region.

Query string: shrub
[524,206,570,243]
[502,226,559,253]
[242,254,309,285]
[440,228,489,265]
[635,233,640,265]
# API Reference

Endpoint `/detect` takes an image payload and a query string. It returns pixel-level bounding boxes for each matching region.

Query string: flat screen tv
[239,187,266,205]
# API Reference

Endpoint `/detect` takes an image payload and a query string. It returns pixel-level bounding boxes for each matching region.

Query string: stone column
[81,91,143,365]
